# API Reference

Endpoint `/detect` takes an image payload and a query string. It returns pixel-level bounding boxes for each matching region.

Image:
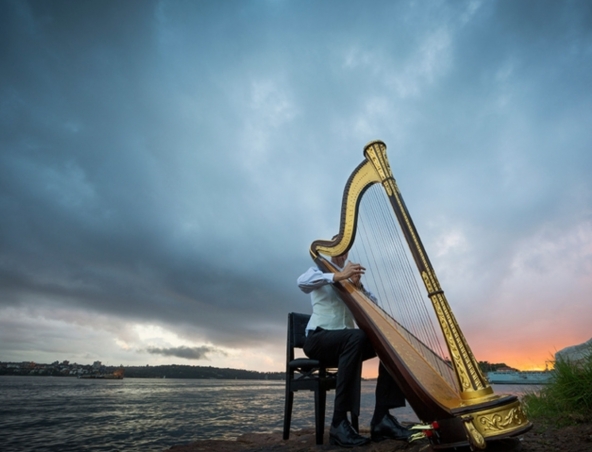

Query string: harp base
[429,397,533,450]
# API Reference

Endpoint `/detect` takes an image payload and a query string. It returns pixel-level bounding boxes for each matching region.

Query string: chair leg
[283,389,294,440]
[314,387,327,445]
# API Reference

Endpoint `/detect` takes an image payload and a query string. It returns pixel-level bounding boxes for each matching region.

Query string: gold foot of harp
[309,140,532,450]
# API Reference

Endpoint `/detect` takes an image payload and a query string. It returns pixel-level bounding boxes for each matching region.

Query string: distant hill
[477,361,518,372]
[124,364,285,380]
[0,361,285,380]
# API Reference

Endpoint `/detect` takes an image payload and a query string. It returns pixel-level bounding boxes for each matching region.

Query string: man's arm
[297,262,367,294]
[297,267,334,294]
[334,261,366,282]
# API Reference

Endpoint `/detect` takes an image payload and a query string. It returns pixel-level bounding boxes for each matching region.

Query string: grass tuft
[523,347,592,427]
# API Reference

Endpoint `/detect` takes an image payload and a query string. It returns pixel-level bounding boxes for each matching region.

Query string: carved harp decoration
[309,140,531,449]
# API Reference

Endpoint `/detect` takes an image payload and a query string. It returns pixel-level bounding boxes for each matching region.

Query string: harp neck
[310,140,391,259]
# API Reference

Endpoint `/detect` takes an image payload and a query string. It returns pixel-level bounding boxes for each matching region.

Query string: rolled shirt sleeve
[297,267,335,294]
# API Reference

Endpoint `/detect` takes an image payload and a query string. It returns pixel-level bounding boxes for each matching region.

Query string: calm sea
[0,376,540,452]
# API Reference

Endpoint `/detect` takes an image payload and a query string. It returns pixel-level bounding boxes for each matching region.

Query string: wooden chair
[282,312,358,445]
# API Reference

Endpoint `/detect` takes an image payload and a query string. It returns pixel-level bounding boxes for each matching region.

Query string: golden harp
[309,140,532,449]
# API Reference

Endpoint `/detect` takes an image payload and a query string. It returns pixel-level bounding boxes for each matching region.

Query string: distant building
[555,337,592,363]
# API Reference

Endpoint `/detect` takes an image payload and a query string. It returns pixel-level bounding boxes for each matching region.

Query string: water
[0,376,541,452]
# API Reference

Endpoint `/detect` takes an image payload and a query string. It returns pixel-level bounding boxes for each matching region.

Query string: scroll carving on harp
[309,140,532,449]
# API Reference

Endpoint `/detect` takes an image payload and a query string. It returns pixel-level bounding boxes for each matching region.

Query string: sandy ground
[165,422,592,452]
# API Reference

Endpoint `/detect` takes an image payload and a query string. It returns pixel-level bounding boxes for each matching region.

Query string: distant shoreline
[0,361,285,380]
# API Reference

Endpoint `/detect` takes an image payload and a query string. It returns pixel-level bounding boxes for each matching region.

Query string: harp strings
[348,185,456,384]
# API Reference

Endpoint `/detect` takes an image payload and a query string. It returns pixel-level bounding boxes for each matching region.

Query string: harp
[309,140,532,449]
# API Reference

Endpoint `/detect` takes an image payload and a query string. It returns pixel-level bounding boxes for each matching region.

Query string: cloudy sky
[1,0,591,376]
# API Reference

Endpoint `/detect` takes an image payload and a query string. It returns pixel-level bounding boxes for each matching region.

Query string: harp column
[364,140,493,402]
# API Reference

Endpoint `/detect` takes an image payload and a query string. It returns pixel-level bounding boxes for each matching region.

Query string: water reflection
[0,377,542,452]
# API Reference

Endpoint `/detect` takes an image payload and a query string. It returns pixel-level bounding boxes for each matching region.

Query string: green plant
[523,348,592,426]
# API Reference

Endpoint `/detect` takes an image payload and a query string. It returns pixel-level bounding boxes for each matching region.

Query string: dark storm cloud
[146,345,223,360]
[1,0,591,368]
[1,2,298,346]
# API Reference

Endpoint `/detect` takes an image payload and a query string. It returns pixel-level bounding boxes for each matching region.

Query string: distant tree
[478,361,518,373]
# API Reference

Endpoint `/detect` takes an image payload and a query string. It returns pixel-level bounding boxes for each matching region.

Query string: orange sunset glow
[360,331,591,380]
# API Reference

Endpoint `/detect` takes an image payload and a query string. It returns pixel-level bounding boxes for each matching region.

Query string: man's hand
[334,261,365,285]
[349,272,363,289]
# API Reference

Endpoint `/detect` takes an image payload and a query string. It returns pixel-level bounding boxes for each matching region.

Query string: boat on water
[487,370,553,385]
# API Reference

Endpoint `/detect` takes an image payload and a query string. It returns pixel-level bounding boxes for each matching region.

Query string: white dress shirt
[297,266,356,333]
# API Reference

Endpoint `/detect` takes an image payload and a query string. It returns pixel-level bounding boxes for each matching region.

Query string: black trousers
[303,327,405,418]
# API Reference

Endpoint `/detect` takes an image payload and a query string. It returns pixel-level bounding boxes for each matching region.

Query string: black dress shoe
[329,419,370,448]
[371,414,412,442]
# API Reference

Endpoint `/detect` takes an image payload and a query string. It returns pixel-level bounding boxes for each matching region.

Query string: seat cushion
[288,358,322,370]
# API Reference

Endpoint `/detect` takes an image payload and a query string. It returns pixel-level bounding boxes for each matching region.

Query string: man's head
[331,252,348,268]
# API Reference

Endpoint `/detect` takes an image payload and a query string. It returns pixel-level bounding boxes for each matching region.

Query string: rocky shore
[166,422,592,452]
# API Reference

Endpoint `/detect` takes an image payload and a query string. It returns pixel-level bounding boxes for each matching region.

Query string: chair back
[289,312,310,349]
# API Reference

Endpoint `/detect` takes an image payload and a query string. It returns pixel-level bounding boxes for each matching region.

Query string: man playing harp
[302,140,532,450]
[297,250,412,447]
